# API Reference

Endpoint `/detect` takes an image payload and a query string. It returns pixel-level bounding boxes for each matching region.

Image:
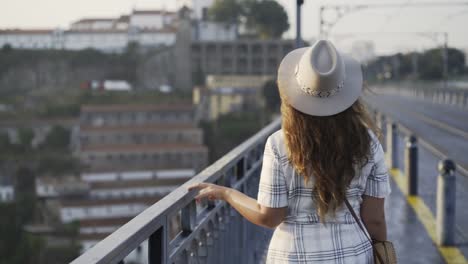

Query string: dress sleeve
[257,136,288,208]
[364,141,392,198]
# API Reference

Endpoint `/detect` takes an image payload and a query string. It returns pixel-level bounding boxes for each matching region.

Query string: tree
[208,0,244,24]
[0,132,11,149]
[262,79,281,112]
[40,126,70,151]
[1,43,13,53]
[245,0,289,39]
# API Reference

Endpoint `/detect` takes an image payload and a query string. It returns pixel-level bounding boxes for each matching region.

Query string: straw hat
[277,39,363,116]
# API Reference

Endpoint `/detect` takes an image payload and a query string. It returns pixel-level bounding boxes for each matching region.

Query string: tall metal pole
[442,32,448,89]
[296,0,304,48]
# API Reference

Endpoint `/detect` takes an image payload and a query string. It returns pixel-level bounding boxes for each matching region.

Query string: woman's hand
[187,183,231,202]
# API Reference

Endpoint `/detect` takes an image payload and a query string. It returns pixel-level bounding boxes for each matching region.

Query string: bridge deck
[367,93,468,263]
[71,93,468,264]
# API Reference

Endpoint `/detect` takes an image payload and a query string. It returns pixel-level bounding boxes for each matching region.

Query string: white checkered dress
[257,130,391,264]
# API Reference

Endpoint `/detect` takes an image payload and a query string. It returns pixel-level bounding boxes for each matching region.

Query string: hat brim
[277,47,363,116]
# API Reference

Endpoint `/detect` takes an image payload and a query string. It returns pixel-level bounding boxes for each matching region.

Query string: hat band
[294,64,345,98]
[296,76,345,98]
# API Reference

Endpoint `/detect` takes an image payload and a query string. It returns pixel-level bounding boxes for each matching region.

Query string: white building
[193,21,236,41]
[0,29,60,49]
[0,9,178,52]
[0,3,237,52]
[130,10,177,30]
[192,0,215,20]
[0,174,14,203]
[71,18,116,31]
[0,185,14,202]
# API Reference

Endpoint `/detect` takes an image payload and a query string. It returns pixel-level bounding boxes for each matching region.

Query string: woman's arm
[360,195,387,241]
[188,183,287,229]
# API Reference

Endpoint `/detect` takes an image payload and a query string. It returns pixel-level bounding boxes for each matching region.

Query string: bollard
[386,122,398,169]
[377,113,387,151]
[405,135,418,196]
[436,159,456,246]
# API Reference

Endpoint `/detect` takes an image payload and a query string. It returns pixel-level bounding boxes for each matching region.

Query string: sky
[1,0,468,54]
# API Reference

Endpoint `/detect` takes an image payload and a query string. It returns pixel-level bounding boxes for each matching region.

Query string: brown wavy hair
[280,91,379,221]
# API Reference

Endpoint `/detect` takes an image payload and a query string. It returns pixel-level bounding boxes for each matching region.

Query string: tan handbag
[345,199,397,264]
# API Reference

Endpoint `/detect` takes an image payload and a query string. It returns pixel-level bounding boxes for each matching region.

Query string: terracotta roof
[73,18,116,23]
[117,15,130,22]
[81,104,194,113]
[61,196,161,207]
[0,118,78,128]
[139,27,177,33]
[132,10,176,15]
[83,164,197,173]
[66,29,127,34]
[79,233,110,241]
[81,143,207,152]
[0,29,53,34]
[80,123,198,132]
[79,216,133,227]
[90,178,190,189]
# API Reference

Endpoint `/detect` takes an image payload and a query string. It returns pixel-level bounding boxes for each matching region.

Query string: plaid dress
[257,130,391,264]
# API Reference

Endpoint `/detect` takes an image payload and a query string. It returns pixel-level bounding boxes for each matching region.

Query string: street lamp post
[442,32,449,89]
[296,0,304,48]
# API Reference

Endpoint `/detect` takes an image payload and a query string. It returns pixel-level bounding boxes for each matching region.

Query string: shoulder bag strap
[344,199,385,264]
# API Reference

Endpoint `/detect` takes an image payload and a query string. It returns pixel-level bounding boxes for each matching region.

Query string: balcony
[71,118,281,264]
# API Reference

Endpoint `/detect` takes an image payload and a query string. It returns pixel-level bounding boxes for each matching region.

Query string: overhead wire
[376,0,413,32]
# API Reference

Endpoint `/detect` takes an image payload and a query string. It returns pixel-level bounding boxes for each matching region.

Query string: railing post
[376,112,386,151]
[386,122,398,169]
[148,224,166,264]
[405,135,418,196]
[436,159,456,246]
[181,200,197,235]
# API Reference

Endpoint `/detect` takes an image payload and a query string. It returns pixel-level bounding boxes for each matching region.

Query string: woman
[188,40,391,263]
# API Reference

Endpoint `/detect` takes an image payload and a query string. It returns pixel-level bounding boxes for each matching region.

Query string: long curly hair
[280,91,379,221]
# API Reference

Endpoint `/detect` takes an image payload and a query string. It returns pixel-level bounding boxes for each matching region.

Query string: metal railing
[373,85,468,109]
[372,110,467,246]
[71,118,282,264]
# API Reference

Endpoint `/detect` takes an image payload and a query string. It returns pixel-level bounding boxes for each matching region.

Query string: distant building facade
[0,4,236,52]
[77,104,207,173]
[59,103,207,255]
[194,75,273,120]
[191,39,296,77]
[0,9,177,52]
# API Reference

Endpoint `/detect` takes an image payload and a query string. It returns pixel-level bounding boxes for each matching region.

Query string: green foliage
[208,0,289,38]
[0,132,11,149]
[418,48,466,79]
[18,127,34,149]
[193,65,206,86]
[0,47,139,87]
[1,43,13,52]
[41,126,70,151]
[39,103,81,118]
[0,202,46,264]
[366,47,466,81]
[245,0,290,38]
[200,111,268,163]
[37,154,82,177]
[208,0,244,24]
[262,79,280,112]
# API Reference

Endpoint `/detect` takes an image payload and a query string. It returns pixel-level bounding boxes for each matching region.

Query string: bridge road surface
[365,93,468,260]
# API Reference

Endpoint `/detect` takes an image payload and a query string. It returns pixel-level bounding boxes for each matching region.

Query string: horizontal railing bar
[71,117,281,264]
[169,201,226,260]
[168,155,264,259]
[231,159,263,190]
[167,158,262,250]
